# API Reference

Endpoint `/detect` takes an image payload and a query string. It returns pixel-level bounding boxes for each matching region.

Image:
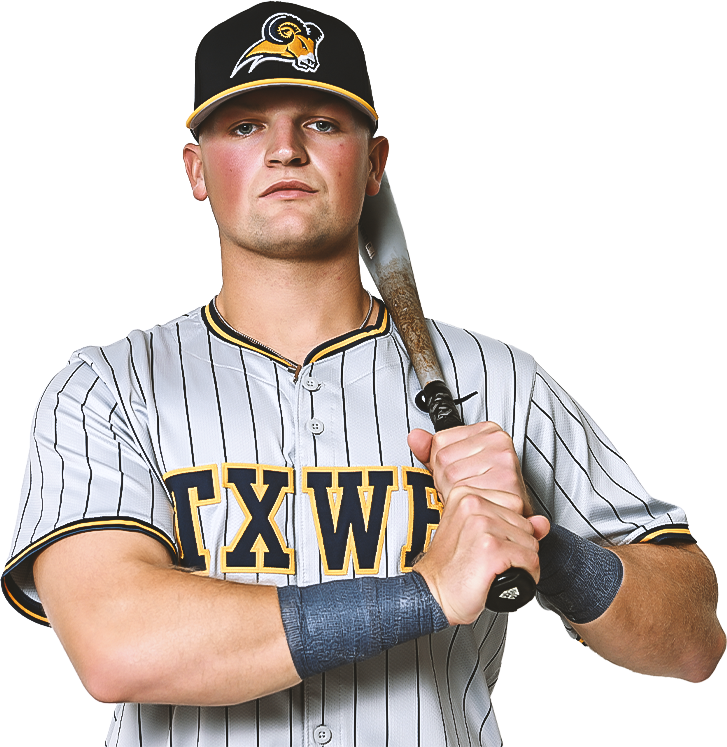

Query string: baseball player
[3,3,724,746]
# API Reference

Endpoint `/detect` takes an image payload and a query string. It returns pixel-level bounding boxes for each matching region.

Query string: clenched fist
[408,423,550,625]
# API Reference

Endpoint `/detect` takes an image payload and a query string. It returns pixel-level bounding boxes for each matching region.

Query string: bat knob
[419,380,464,432]
[486,568,537,612]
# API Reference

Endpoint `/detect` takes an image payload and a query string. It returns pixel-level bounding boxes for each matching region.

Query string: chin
[243,216,352,260]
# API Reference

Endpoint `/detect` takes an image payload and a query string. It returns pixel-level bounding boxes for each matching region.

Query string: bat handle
[419,381,537,613]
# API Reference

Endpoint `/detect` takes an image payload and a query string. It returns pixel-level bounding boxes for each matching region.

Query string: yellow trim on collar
[202,305,295,368]
[308,308,389,363]
[186,78,378,129]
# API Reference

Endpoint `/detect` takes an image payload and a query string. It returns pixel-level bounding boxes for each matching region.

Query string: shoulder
[70,306,207,375]
[424,318,538,380]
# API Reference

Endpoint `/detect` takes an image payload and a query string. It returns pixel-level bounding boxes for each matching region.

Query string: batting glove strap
[536,524,624,625]
[277,572,449,680]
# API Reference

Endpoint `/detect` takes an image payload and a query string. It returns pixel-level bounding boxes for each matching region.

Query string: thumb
[529,515,551,542]
[408,428,434,470]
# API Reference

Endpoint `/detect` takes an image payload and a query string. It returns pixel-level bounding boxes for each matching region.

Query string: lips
[260,180,317,197]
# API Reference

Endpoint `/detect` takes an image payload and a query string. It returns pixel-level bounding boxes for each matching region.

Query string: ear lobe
[183,143,208,201]
[365,136,389,197]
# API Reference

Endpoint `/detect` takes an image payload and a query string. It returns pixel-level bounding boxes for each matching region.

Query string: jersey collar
[202,298,390,368]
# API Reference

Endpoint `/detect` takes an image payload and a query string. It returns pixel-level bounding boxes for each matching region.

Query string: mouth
[260,180,318,198]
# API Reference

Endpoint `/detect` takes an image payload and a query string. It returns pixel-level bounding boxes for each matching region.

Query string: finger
[407,428,434,470]
[457,514,542,587]
[443,490,542,554]
[446,484,527,521]
[431,426,520,494]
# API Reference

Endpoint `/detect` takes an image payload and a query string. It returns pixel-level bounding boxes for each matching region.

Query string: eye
[233,122,258,136]
[310,120,335,133]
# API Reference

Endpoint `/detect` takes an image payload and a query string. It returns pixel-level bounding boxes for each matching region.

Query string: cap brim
[186,78,378,131]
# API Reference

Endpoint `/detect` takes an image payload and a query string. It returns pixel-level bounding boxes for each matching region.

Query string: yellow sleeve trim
[637,527,693,544]
[4,518,177,574]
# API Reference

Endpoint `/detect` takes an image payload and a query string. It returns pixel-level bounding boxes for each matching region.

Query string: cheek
[205,147,252,208]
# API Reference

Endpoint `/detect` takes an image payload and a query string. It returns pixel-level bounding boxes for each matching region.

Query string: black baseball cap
[187,2,378,134]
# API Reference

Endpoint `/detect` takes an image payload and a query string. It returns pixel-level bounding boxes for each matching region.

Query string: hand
[408,423,550,624]
[408,422,535,515]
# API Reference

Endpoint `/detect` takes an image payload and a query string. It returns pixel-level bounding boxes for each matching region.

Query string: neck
[216,240,374,365]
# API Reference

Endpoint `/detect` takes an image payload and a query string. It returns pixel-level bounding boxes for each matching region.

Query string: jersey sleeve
[522,364,694,547]
[2,359,178,626]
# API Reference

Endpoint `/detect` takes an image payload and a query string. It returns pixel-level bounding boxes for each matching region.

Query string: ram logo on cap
[231,12,324,76]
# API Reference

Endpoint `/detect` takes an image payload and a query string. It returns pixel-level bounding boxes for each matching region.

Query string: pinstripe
[523,477,553,519]
[149,470,156,524]
[483,624,507,688]
[51,363,85,531]
[28,402,49,543]
[530,399,645,526]
[462,614,502,746]
[524,436,613,544]
[137,702,143,746]
[80,376,101,519]
[111,405,124,514]
[372,339,384,465]
[429,633,450,746]
[5,305,692,747]
[504,344,517,440]
[432,321,464,419]
[341,351,351,467]
[534,371,627,463]
[477,701,494,747]
[464,330,489,421]
[19,373,68,546]
[206,329,229,579]
[176,324,195,465]
[239,348,259,464]
[445,626,463,747]
[532,400,656,523]
[392,338,415,469]
[149,331,167,474]
[100,347,164,484]
[128,337,148,406]
[115,703,125,747]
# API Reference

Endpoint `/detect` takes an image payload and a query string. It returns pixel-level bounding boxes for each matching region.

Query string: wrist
[537,524,624,624]
[277,572,449,680]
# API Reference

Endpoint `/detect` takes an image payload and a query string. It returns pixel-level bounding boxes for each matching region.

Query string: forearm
[35,532,299,706]
[570,543,725,682]
[101,568,298,705]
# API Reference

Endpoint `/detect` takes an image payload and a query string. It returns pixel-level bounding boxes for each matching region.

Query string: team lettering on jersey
[164,465,443,575]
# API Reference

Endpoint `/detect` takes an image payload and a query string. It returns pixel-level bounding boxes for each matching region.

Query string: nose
[265,117,308,167]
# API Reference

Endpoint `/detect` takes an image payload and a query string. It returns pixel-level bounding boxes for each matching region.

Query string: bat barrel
[421,379,537,613]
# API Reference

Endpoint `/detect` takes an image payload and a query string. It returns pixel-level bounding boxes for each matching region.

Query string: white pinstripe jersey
[4,300,692,747]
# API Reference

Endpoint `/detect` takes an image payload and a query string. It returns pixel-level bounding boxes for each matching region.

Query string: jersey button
[307,418,325,435]
[302,376,321,391]
[313,725,332,744]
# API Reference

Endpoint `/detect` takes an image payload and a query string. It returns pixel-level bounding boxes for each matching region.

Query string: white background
[582,0,727,294]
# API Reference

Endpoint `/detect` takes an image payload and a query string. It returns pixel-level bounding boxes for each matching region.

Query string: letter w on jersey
[303,468,398,575]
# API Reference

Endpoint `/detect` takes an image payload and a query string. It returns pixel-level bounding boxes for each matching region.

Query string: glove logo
[231,12,325,76]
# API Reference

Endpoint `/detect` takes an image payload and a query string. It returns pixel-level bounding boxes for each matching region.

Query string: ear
[365,136,390,197]
[183,143,208,201]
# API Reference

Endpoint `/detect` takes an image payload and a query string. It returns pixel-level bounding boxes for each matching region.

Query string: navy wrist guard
[537,524,624,625]
[277,572,450,680]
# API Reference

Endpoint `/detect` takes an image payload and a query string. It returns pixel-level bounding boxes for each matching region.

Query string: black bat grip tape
[420,381,537,613]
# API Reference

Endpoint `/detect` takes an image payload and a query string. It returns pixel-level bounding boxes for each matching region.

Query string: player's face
[184,88,388,261]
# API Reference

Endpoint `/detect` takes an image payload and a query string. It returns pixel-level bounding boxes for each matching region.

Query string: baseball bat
[358,174,536,613]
